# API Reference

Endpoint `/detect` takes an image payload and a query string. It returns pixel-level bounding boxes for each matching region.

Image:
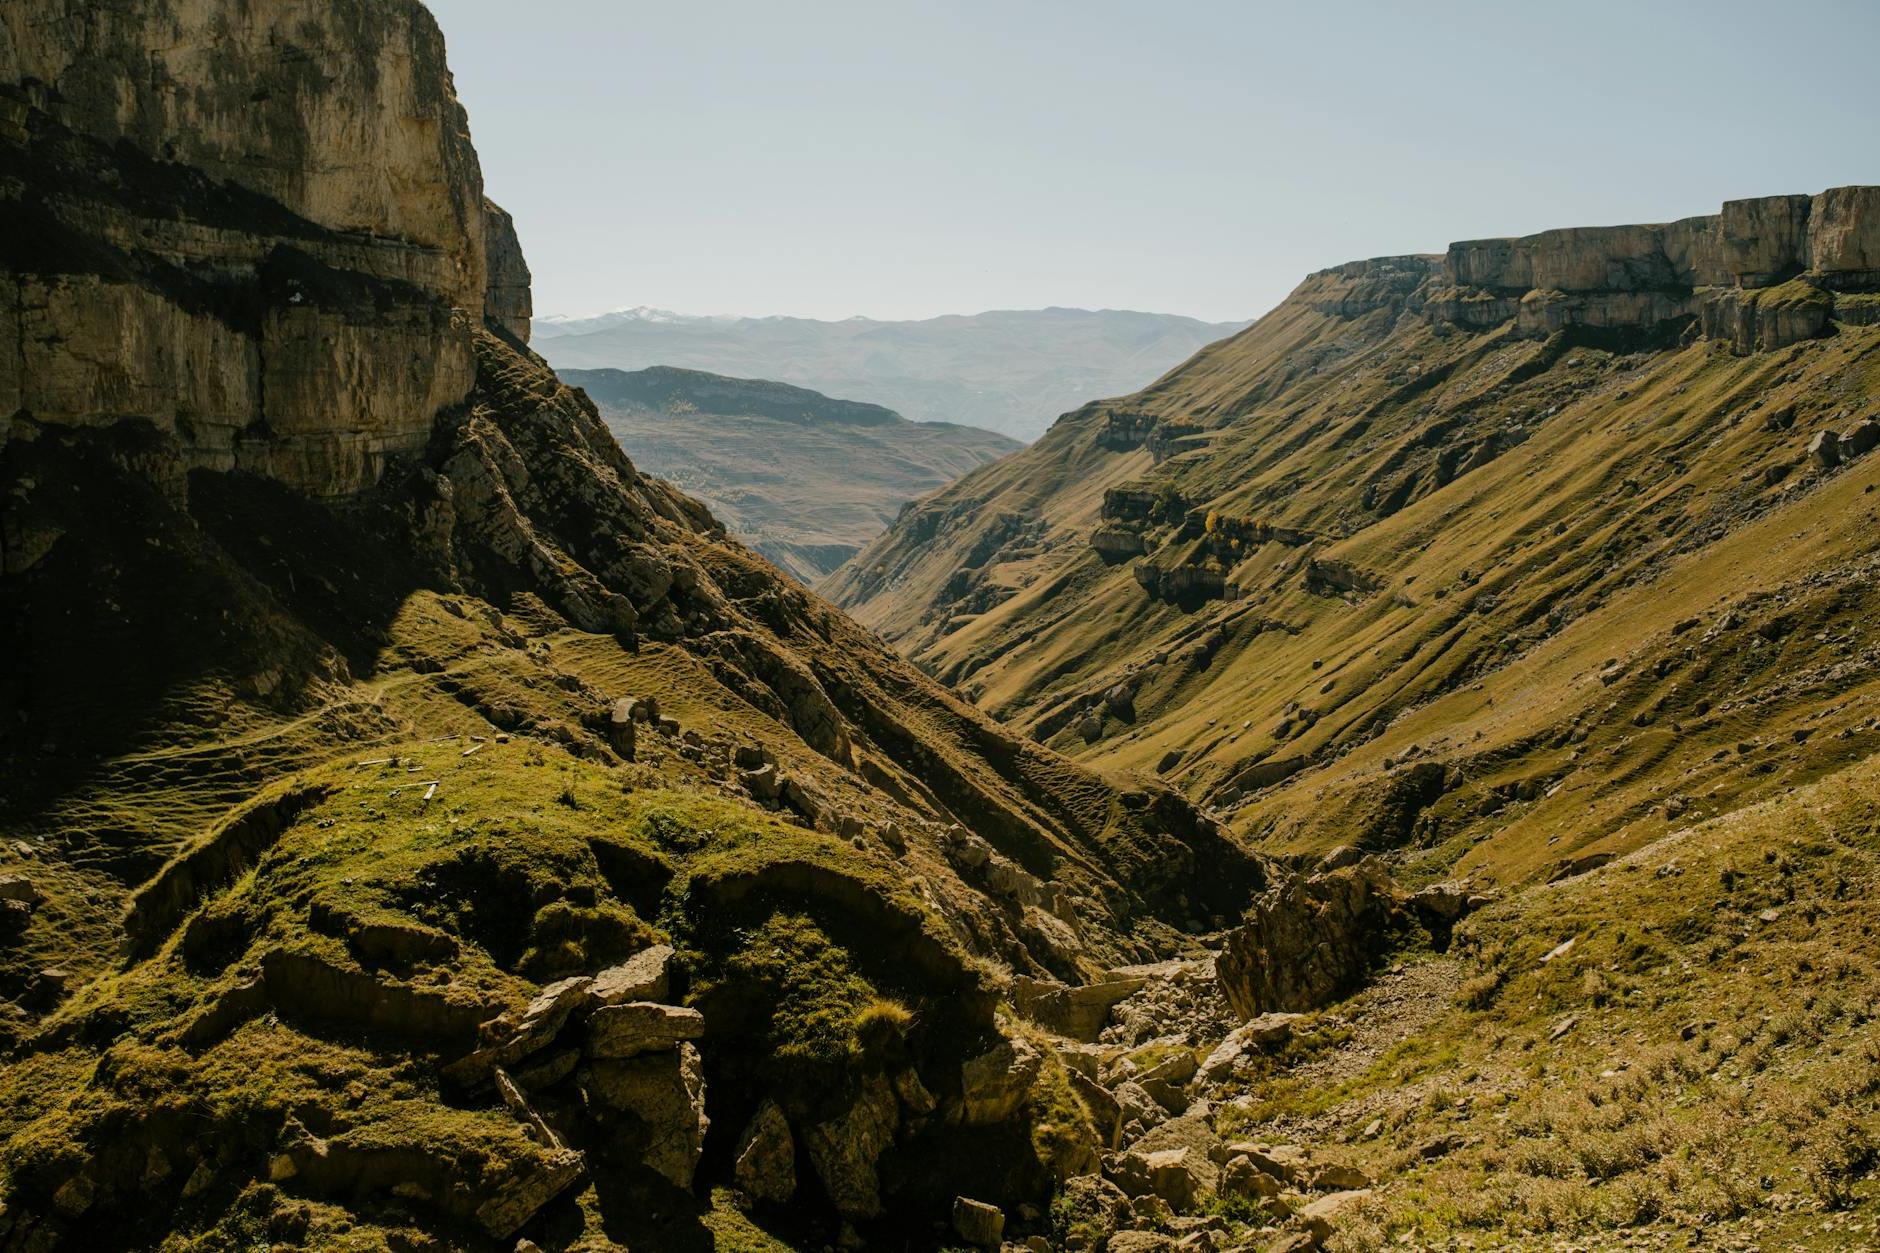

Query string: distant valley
[566,366,1019,582]
[537,306,1248,441]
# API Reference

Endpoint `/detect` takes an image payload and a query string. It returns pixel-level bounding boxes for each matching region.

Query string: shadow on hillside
[0,421,434,838]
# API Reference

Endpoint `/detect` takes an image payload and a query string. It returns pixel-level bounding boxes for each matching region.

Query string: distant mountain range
[565,366,1019,583]
[535,306,1250,442]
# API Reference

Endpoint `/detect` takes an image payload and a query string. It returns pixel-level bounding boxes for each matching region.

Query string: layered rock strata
[0,0,528,495]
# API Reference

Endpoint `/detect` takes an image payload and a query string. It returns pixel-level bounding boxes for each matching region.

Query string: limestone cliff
[0,0,530,496]
[1432,187,1880,348]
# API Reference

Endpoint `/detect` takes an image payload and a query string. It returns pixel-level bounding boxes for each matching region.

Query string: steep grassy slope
[563,366,1018,582]
[0,327,1260,1251]
[536,307,1249,442]
[827,196,1880,894]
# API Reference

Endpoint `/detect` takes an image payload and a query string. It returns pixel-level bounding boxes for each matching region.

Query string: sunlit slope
[828,196,1880,886]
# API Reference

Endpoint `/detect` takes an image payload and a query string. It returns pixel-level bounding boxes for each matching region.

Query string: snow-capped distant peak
[535,306,743,336]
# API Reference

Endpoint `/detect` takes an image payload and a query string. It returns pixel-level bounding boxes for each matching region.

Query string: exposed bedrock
[1292,187,1880,354]
[0,0,535,496]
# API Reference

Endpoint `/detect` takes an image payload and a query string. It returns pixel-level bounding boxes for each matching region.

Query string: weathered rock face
[802,1074,900,1218]
[1808,186,1880,286]
[1215,859,1403,1020]
[733,1100,796,1204]
[1427,188,1880,350]
[482,197,534,343]
[1276,188,1879,356]
[582,1041,709,1187]
[0,0,521,496]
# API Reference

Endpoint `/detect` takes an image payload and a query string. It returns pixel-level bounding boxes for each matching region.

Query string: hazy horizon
[428,0,1880,324]
[534,303,1251,326]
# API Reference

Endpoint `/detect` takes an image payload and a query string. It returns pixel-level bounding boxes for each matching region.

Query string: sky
[427,0,1880,324]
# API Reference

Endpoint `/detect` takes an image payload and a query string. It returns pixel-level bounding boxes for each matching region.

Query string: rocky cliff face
[1430,187,1880,348]
[0,0,528,497]
[1268,188,1880,354]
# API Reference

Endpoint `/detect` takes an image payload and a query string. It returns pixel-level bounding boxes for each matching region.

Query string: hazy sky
[428,0,1880,324]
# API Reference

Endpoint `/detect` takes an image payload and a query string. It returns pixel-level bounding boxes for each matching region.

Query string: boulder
[607,698,637,759]
[958,1034,1042,1125]
[1051,1174,1132,1252]
[803,1075,899,1219]
[1106,1233,1177,1253]
[985,856,1044,905]
[1843,419,1880,459]
[1317,845,1366,872]
[741,763,782,801]
[1053,1041,1113,1082]
[1139,1051,1198,1088]
[1138,1078,1190,1117]
[591,944,675,1006]
[1309,1161,1373,1191]
[583,1042,708,1187]
[1198,1012,1302,1081]
[1135,1050,1199,1114]
[1216,860,1401,1019]
[1127,1104,1222,1197]
[1408,881,1472,921]
[1102,683,1136,719]
[0,875,42,905]
[472,1147,587,1239]
[1109,1146,1205,1209]
[951,1196,1005,1247]
[1221,1155,1284,1200]
[1224,1143,1309,1184]
[1011,975,1147,1042]
[733,1100,795,1204]
[1300,1188,1373,1242]
[586,1002,704,1059]
[1112,1080,1166,1133]
[519,975,594,1032]
[1810,430,1843,470]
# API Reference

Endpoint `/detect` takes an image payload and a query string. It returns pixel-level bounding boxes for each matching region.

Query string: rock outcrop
[1216,859,1403,1020]
[1430,188,1880,349]
[733,1100,797,1204]
[0,0,526,495]
[1258,189,1880,354]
